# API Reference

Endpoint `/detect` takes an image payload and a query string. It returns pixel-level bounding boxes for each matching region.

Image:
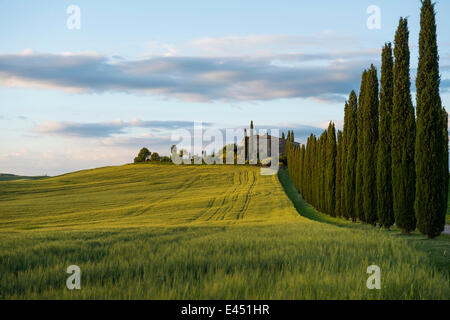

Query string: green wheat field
[0,164,449,299]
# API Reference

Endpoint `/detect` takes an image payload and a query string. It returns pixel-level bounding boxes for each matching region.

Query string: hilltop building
[241,121,299,158]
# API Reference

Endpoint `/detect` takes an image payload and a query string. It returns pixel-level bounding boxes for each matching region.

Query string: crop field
[0,164,449,299]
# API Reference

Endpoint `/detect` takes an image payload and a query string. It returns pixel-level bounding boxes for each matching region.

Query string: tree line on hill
[286,0,448,238]
[134,147,171,163]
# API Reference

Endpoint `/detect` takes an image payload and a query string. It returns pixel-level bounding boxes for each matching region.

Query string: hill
[0,164,298,231]
[0,164,449,299]
[0,173,48,181]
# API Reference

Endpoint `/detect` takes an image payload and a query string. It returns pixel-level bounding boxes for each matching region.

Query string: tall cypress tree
[362,65,379,226]
[415,0,447,238]
[377,43,395,229]
[312,136,319,207]
[356,70,368,222]
[336,130,343,217]
[344,91,358,222]
[392,17,416,233]
[321,131,328,213]
[300,144,306,194]
[442,107,449,223]
[307,136,312,204]
[317,132,324,211]
[326,122,337,216]
[342,102,350,219]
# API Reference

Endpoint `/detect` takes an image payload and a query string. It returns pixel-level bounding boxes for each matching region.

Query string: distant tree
[362,65,379,226]
[415,0,447,238]
[160,156,171,162]
[134,147,151,163]
[356,70,368,222]
[377,43,395,229]
[326,122,337,215]
[150,152,160,161]
[392,17,416,233]
[344,91,358,222]
[281,132,285,140]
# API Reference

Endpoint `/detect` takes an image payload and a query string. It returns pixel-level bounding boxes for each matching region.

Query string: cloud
[33,119,210,137]
[0,50,378,103]
[189,32,362,56]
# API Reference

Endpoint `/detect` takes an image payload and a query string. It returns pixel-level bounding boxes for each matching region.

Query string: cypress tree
[342,102,350,219]
[356,70,368,222]
[344,91,358,221]
[308,135,316,203]
[317,133,324,211]
[392,18,416,233]
[442,107,449,222]
[305,136,312,202]
[299,144,305,193]
[377,43,395,228]
[326,122,337,215]
[311,136,318,207]
[321,131,328,212]
[336,130,343,217]
[362,65,379,226]
[415,0,447,238]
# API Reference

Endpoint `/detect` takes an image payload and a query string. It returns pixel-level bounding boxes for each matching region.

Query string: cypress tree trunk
[344,91,358,222]
[377,43,395,229]
[326,123,337,216]
[356,70,368,222]
[392,18,416,234]
[415,0,447,238]
[362,65,379,226]
[336,130,343,217]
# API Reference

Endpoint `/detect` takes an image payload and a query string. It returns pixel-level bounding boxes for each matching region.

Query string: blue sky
[1,0,449,175]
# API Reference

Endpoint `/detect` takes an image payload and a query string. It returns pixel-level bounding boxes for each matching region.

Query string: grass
[0,164,449,299]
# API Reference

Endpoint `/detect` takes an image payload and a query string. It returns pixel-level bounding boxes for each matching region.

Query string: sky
[1,0,449,176]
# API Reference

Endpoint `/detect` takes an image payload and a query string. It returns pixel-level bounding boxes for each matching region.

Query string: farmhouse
[241,122,299,157]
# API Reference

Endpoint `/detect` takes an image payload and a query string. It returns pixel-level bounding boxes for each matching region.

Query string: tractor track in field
[133,174,201,216]
[237,170,256,220]
[192,168,256,222]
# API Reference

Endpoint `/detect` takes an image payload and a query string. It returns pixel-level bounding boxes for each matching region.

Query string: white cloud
[0,50,377,103]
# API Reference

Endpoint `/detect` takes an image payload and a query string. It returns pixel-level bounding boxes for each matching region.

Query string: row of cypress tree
[287,0,448,238]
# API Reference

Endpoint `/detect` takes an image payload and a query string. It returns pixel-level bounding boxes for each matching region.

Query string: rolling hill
[0,164,449,299]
